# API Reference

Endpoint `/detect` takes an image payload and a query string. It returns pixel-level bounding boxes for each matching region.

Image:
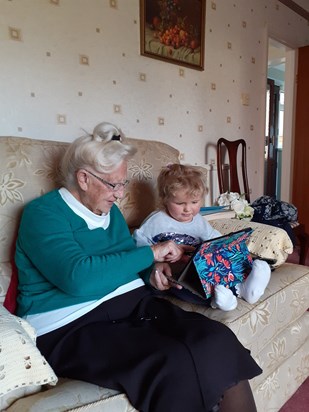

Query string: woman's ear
[76,169,89,191]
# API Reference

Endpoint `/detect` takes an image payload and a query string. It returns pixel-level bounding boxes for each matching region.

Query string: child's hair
[157,163,206,208]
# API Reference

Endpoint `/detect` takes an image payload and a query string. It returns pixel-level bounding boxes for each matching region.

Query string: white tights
[211,260,271,311]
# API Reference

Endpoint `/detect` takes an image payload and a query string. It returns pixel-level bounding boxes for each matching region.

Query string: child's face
[165,188,203,223]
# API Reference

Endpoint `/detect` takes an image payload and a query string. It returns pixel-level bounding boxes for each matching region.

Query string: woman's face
[77,161,128,215]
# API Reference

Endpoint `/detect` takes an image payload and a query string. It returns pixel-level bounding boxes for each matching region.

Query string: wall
[0,0,308,202]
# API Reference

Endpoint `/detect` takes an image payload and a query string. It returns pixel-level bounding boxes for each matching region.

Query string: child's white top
[133,210,221,246]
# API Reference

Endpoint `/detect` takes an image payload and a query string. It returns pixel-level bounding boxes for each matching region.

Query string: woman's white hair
[60,122,136,189]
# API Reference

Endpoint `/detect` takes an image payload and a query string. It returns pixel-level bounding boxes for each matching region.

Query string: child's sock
[211,285,238,311]
[236,260,271,304]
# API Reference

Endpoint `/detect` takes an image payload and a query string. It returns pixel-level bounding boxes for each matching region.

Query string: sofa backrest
[0,135,181,301]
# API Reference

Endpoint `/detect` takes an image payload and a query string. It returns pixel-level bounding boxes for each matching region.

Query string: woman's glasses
[85,170,129,192]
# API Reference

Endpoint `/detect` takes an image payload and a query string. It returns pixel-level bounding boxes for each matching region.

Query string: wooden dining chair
[216,137,309,265]
[217,138,251,201]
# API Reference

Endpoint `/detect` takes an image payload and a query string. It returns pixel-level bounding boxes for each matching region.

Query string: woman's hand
[149,263,183,291]
[151,240,183,263]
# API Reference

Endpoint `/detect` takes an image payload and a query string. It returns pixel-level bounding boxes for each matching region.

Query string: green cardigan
[15,190,154,317]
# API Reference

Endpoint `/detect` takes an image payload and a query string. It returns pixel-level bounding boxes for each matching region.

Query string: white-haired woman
[15,122,261,412]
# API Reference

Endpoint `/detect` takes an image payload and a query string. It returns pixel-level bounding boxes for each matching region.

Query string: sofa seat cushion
[250,310,309,388]
[209,218,293,267]
[5,378,137,412]
[166,263,309,359]
[252,337,309,412]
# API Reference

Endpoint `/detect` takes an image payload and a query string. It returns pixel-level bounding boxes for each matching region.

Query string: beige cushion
[5,378,137,412]
[0,305,58,410]
[209,218,293,267]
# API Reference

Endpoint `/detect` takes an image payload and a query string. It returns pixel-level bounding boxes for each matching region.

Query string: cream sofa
[0,135,308,412]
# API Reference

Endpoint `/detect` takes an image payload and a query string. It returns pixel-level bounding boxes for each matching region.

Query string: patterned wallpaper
[0,0,308,202]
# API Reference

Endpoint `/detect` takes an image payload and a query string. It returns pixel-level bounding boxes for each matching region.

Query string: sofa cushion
[0,137,68,270]
[166,263,309,361]
[251,310,309,389]
[252,335,309,412]
[209,218,293,267]
[5,378,137,412]
[0,305,58,410]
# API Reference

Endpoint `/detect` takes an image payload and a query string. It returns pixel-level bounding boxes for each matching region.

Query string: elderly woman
[15,122,261,412]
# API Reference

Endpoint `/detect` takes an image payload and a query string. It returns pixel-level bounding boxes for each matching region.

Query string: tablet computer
[168,227,253,300]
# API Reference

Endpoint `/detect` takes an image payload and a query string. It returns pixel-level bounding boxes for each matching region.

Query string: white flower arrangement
[217,192,254,220]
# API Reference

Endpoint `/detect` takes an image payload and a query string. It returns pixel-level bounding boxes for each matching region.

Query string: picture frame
[140,0,206,71]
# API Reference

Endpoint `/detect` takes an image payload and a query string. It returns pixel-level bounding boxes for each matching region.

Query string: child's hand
[149,263,183,291]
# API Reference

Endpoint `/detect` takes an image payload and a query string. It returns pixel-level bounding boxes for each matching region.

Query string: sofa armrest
[209,218,294,267]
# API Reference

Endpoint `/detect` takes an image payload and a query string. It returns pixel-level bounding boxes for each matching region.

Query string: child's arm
[199,215,222,240]
[133,227,154,246]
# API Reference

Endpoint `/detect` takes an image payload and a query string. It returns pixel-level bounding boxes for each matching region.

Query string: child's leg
[236,260,271,304]
[211,285,238,311]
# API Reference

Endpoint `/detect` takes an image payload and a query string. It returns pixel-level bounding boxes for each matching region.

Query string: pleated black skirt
[37,286,261,412]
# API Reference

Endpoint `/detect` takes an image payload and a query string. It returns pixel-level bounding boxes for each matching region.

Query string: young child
[133,163,271,311]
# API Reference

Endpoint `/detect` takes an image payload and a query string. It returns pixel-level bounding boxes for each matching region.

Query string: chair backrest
[216,138,250,202]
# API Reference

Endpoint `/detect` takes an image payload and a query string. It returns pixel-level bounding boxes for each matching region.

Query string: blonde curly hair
[157,163,206,209]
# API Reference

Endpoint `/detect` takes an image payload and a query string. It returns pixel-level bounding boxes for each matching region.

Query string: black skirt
[37,286,261,412]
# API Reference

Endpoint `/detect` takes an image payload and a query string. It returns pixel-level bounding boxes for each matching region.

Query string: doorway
[265,78,280,198]
[265,38,287,200]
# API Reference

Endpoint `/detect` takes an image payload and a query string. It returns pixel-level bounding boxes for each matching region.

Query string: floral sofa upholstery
[0,135,308,412]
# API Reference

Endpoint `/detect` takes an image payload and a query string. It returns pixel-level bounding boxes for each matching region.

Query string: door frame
[265,78,280,197]
[280,48,297,202]
[266,37,297,203]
